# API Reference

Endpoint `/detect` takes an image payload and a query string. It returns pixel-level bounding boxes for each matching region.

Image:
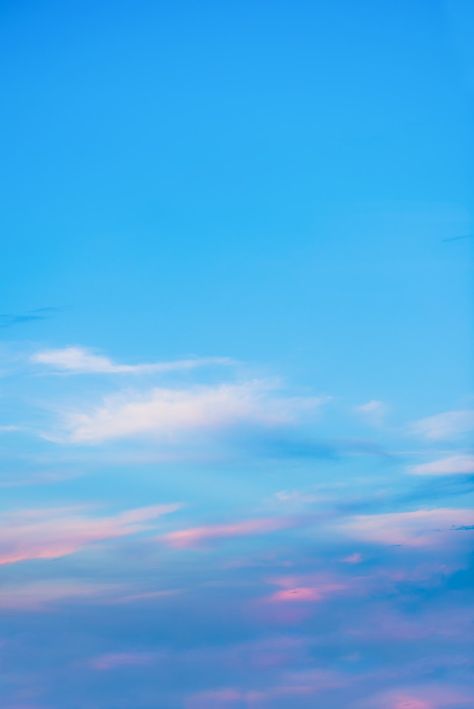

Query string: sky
[0,1,473,707]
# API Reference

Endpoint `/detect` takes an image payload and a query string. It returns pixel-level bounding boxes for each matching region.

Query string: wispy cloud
[31,346,234,375]
[161,517,293,549]
[264,575,346,604]
[340,508,474,547]
[409,455,474,476]
[354,399,388,425]
[49,380,324,444]
[342,552,363,564]
[365,685,474,709]
[411,410,474,441]
[0,503,180,566]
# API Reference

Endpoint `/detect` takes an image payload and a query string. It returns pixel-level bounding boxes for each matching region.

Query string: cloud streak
[161,517,293,549]
[411,410,474,441]
[49,380,324,444]
[410,455,474,476]
[31,346,234,375]
[340,508,474,547]
[0,503,180,566]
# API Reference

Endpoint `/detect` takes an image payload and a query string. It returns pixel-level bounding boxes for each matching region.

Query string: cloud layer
[50,380,324,445]
[0,503,180,565]
[31,346,234,375]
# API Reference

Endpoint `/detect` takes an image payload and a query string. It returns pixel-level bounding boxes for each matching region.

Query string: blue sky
[0,1,473,707]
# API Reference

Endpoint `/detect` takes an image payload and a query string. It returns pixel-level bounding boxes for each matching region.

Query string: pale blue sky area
[0,2,473,707]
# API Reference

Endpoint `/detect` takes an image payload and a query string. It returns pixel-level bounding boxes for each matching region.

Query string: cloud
[273,490,321,505]
[266,586,339,603]
[365,686,474,709]
[409,455,474,476]
[342,552,363,564]
[411,410,474,441]
[50,380,324,444]
[263,575,347,604]
[354,400,388,425]
[340,508,474,547]
[31,346,234,375]
[161,517,293,549]
[0,503,180,566]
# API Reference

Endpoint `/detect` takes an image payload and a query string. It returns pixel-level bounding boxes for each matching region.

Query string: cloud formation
[410,455,474,476]
[340,508,474,547]
[161,517,292,549]
[0,503,180,566]
[51,381,324,444]
[354,399,388,425]
[31,346,234,375]
[411,410,474,440]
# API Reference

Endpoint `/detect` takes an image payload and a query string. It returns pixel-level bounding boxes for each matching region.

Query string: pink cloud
[254,575,347,625]
[268,587,325,603]
[0,503,180,566]
[265,575,347,603]
[366,686,474,709]
[342,552,363,564]
[340,508,474,547]
[161,517,292,549]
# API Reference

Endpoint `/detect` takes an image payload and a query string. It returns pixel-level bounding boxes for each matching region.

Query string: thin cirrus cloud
[409,455,474,476]
[411,409,474,440]
[161,517,293,549]
[264,575,347,604]
[354,399,388,425]
[51,380,325,445]
[340,508,474,548]
[0,503,181,566]
[31,346,234,375]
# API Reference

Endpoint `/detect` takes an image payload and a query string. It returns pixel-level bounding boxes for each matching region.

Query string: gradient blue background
[0,1,473,707]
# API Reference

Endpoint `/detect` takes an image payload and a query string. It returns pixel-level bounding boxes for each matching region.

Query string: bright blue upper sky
[0,1,473,707]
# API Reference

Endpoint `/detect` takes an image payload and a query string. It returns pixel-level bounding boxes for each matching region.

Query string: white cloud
[274,490,321,505]
[354,400,388,425]
[31,346,234,375]
[411,410,474,441]
[409,454,474,476]
[48,380,325,445]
